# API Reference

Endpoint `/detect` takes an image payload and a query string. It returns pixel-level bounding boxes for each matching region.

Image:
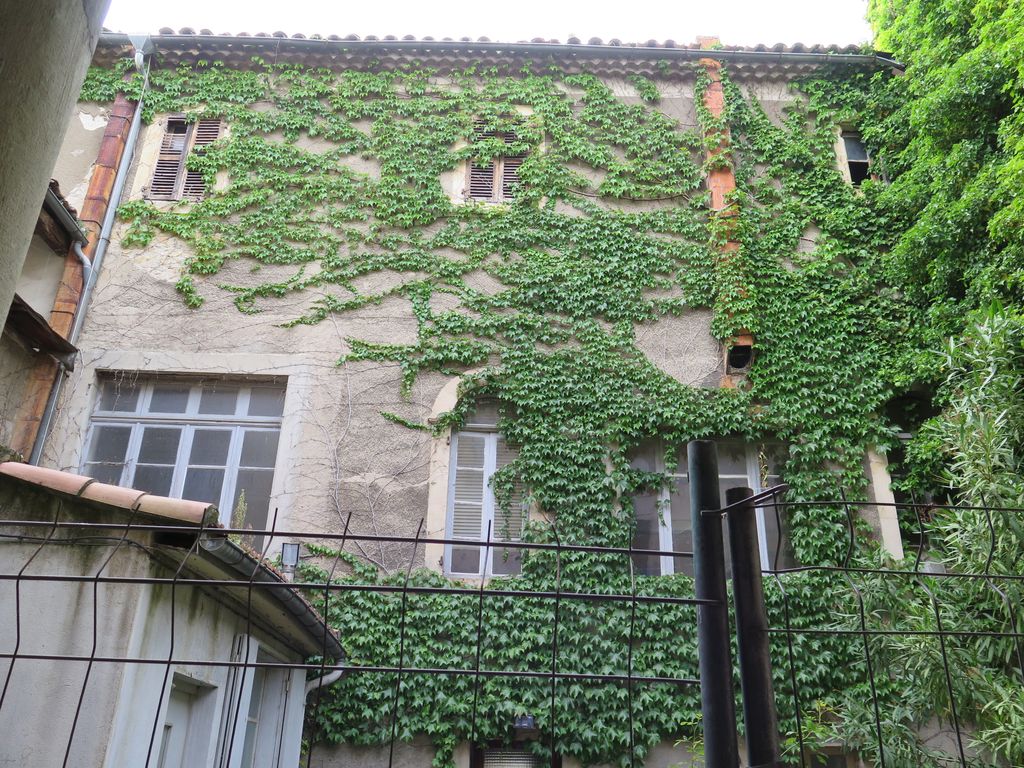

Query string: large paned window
[631,442,790,576]
[83,377,285,534]
[445,400,526,577]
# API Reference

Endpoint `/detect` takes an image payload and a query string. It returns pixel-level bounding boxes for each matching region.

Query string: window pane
[138,427,182,464]
[450,546,481,574]
[670,480,694,576]
[717,443,747,475]
[465,398,499,428]
[248,387,285,417]
[491,546,522,575]
[89,425,132,463]
[240,666,265,768]
[761,506,795,569]
[189,429,232,465]
[133,465,175,496]
[98,380,139,412]
[182,467,225,504]
[149,384,190,413]
[85,462,126,485]
[496,437,517,467]
[233,468,274,531]
[240,430,280,468]
[630,440,659,473]
[843,135,868,162]
[451,502,483,539]
[632,493,662,576]
[198,385,239,415]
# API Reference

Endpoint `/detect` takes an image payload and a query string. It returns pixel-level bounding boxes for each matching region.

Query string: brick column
[698,38,753,388]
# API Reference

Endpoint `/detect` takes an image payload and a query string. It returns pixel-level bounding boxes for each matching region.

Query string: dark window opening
[726,343,753,372]
[842,131,870,186]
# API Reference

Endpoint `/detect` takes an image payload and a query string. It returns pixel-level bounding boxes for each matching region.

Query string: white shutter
[451,433,486,540]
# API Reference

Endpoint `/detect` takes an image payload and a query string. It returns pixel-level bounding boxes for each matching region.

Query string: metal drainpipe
[304,669,343,696]
[29,47,151,465]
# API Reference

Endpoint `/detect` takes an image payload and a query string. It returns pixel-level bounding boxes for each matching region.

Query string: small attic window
[841,131,870,186]
[467,121,525,203]
[146,116,222,201]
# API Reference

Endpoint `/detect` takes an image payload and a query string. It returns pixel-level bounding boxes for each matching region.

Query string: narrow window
[468,122,526,203]
[445,400,526,576]
[841,131,870,186]
[147,117,222,201]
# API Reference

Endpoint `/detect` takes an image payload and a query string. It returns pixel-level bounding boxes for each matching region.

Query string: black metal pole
[689,440,739,768]
[726,486,781,768]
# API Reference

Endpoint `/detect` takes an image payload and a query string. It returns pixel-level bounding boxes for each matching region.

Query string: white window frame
[639,442,785,576]
[82,379,284,528]
[443,414,525,577]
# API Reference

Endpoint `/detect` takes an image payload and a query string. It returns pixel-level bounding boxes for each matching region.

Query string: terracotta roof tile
[99,27,867,54]
[0,461,215,525]
[93,30,886,79]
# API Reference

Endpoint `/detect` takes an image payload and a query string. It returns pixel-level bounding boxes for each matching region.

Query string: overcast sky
[102,0,875,48]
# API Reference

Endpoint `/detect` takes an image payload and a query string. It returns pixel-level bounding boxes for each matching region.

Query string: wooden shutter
[181,119,222,201]
[500,156,524,201]
[148,118,189,200]
[469,161,495,200]
[469,122,525,202]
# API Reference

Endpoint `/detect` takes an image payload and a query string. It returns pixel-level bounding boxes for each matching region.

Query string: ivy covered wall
[66,38,1022,767]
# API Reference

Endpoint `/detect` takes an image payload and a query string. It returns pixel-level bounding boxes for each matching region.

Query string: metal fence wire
[0,443,1021,768]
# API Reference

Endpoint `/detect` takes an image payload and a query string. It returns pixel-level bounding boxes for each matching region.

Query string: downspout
[28,41,152,464]
[305,670,343,696]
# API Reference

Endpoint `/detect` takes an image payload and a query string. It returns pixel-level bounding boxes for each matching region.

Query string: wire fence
[0,485,1022,768]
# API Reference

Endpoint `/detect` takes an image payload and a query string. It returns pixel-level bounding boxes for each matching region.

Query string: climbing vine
[76,46,1012,766]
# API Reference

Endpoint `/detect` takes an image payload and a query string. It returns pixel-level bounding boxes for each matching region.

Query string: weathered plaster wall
[52,104,111,211]
[0,0,110,326]
[0,334,34,449]
[16,234,66,316]
[44,71,726,575]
